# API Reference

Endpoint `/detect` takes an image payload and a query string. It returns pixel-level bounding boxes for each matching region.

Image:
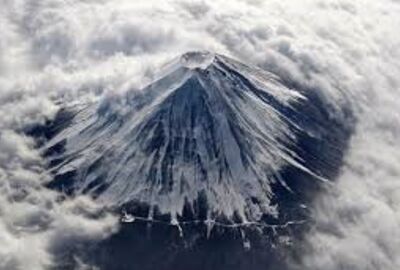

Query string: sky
[0,0,400,269]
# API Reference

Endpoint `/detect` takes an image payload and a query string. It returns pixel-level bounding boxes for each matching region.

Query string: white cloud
[0,0,399,269]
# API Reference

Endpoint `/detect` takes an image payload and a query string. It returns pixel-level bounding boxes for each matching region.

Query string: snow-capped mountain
[38,51,352,225]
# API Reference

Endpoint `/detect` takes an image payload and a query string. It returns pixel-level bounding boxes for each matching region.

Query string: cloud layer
[0,0,399,269]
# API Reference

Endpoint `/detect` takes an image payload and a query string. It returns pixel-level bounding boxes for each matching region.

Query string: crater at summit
[179,51,215,69]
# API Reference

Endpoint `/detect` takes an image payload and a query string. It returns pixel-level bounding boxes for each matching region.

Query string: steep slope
[38,51,352,225]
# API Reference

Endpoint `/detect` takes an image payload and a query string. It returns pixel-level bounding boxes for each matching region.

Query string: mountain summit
[39,51,351,224]
[180,51,215,69]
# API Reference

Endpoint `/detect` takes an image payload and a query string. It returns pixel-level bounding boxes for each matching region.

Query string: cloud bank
[0,0,399,269]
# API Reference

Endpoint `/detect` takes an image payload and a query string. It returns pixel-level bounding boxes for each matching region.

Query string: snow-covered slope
[39,51,352,224]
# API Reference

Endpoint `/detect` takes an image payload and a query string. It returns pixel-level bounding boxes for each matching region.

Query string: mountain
[28,51,354,270]
[36,51,351,225]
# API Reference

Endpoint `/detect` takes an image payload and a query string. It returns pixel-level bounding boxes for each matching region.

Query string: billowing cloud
[0,0,399,269]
